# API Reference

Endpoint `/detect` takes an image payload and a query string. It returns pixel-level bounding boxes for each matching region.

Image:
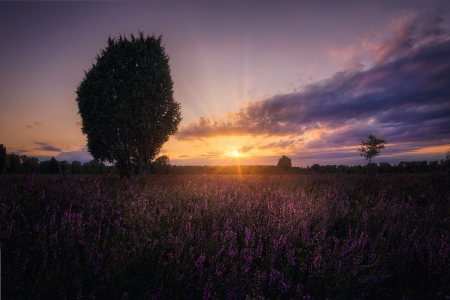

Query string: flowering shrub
[1,173,449,299]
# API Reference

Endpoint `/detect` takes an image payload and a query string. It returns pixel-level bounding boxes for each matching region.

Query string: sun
[232,150,240,157]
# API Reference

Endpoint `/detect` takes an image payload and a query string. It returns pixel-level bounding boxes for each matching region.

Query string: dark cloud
[176,14,450,152]
[34,141,61,152]
[41,145,61,152]
[6,146,28,154]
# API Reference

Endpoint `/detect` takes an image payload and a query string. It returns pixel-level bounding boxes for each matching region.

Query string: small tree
[358,134,387,164]
[71,161,84,174]
[7,153,21,174]
[48,157,59,174]
[151,155,170,174]
[22,156,39,173]
[38,160,50,174]
[277,155,292,173]
[59,160,71,174]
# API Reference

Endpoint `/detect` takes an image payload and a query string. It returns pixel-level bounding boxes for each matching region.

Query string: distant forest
[1,147,449,175]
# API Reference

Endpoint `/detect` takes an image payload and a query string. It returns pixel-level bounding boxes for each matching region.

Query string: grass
[1,172,449,299]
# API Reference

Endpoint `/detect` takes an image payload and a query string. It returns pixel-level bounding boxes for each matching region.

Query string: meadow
[1,172,449,299]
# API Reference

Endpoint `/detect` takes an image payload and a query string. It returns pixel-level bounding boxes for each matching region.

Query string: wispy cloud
[34,122,43,125]
[238,145,254,153]
[176,13,450,154]
[198,151,223,159]
[34,141,61,152]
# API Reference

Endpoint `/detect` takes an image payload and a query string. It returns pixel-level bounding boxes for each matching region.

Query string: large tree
[358,134,387,164]
[76,32,181,177]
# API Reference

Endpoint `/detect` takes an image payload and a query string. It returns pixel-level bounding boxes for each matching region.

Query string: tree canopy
[277,155,292,172]
[358,134,387,164]
[76,32,182,177]
[48,157,59,174]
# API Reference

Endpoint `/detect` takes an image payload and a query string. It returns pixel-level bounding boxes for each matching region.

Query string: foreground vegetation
[1,172,449,299]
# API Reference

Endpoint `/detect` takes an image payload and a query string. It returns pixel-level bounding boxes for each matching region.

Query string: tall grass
[1,173,449,299]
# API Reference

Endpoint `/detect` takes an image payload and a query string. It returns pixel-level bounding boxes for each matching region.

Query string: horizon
[1,1,449,167]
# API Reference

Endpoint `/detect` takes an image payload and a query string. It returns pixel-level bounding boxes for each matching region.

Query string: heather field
[1,173,449,299]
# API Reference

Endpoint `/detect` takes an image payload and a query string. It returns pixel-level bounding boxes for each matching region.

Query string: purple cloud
[56,146,93,163]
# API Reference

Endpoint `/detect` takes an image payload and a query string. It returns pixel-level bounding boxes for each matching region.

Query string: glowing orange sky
[1,2,449,166]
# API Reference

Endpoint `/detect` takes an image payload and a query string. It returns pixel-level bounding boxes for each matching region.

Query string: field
[1,172,449,299]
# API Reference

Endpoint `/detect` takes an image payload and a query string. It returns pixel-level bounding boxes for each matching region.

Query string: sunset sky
[1,1,449,167]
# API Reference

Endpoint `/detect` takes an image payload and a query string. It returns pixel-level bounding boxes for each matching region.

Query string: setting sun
[233,150,240,157]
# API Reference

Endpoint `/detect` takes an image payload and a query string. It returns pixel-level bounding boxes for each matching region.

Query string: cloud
[76,122,82,127]
[259,138,304,151]
[26,125,33,129]
[176,13,450,153]
[238,145,254,153]
[6,146,28,154]
[198,151,223,159]
[34,122,43,125]
[56,146,93,163]
[363,12,447,63]
[34,141,61,152]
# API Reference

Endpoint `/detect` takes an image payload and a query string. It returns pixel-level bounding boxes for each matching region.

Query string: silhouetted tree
[358,134,387,164]
[21,156,39,173]
[76,32,182,178]
[48,157,59,174]
[59,160,71,174]
[151,155,171,174]
[277,155,292,173]
[311,164,321,173]
[70,161,83,174]
[0,144,6,174]
[38,161,50,174]
[7,153,21,174]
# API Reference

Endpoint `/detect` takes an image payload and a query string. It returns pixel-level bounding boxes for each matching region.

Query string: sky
[1,1,449,167]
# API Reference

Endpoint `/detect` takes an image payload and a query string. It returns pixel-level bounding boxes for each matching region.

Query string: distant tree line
[170,159,449,175]
[1,144,448,175]
[0,145,174,175]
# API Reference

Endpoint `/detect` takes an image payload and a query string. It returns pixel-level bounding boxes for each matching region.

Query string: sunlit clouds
[175,13,450,165]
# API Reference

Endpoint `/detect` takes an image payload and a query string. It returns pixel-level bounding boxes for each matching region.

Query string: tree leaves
[76,32,181,177]
[358,134,387,164]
